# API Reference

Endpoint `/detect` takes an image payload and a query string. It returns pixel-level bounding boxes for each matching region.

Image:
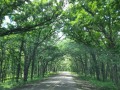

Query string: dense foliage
[0,0,120,89]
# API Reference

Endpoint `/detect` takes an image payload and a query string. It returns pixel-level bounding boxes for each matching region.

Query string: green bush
[78,74,118,90]
[90,80,117,90]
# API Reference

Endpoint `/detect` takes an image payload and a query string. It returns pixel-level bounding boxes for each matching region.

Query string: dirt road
[13,72,96,90]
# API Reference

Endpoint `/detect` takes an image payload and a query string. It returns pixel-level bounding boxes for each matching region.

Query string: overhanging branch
[0,13,59,37]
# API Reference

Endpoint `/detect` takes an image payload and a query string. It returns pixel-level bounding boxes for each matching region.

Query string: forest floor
[11,71,97,90]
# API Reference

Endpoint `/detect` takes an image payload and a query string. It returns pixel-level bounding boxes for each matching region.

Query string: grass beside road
[0,72,58,90]
[78,74,118,90]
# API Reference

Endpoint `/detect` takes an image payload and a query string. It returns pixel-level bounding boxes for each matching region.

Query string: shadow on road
[11,71,96,90]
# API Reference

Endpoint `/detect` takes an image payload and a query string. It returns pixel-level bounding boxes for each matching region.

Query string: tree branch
[0,13,59,36]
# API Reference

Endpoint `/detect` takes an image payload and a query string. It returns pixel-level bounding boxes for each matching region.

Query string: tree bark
[90,50,100,81]
[16,38,24,82]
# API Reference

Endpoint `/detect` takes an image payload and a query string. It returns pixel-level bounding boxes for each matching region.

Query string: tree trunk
[23,55,31,82]
[16,39,24,82]
[84,53,88,77]
[30,47,37,80]
[24,65,29,82]
[90,51,100,81]
[101,62,106,81]
[114,64,118,84]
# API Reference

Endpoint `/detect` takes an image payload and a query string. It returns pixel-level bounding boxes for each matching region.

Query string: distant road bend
[13,72,96,90]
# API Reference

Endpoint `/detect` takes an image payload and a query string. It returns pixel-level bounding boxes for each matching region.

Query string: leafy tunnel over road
[12,72,96,90]
[0,0,120,90]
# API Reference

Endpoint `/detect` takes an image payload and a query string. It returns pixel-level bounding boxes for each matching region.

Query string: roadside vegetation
[78,74,118,90]
[0,72,57,90]
[0,0,120,90]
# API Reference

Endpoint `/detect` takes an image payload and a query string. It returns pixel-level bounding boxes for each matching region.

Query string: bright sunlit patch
[1,16,17,28]
[5,16,10,23]
[58,32,66,40]
[63,0,69,11]
[42,80,60,84]
[1,16,10,28]
[118,32,120,35]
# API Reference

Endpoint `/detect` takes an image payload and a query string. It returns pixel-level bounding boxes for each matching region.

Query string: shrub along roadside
[90,79,117,90]
[77,74,118,90]
[0,72,58,90]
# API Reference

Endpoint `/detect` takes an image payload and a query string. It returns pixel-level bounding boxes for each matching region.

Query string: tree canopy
[0,0,120,90]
